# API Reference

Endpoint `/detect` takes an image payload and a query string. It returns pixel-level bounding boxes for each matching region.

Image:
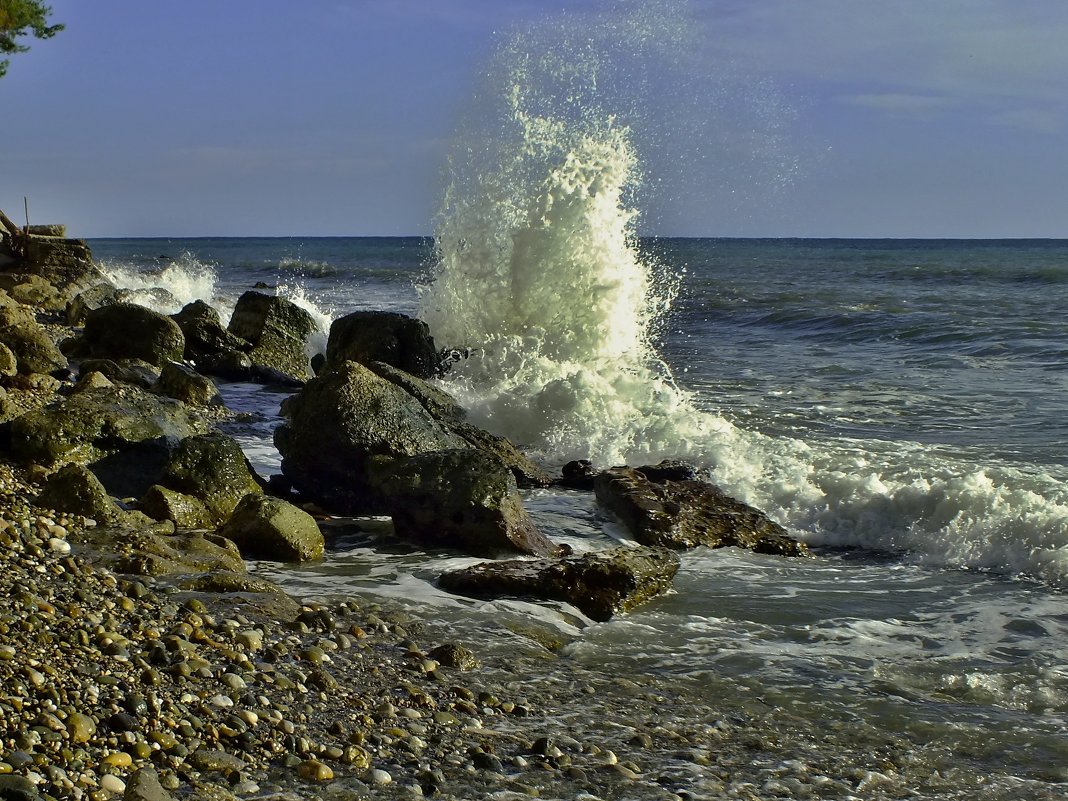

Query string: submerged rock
[594,467,808,556]
[439,546,680,621]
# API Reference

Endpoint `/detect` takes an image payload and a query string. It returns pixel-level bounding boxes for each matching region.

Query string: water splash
[100,252,221,315]
[419,2,1068,584]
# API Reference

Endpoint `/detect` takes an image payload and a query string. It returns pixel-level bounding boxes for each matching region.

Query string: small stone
[236,629,263,651]
[297,759,334,782]
[370,768,393,785]
[101,752,133,769]
[48,537,71,554]
[99,773,126,794]
[0,775,37,800]
[67,712,97,743]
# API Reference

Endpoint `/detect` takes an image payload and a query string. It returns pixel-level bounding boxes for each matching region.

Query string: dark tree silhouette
[0,0,63,77]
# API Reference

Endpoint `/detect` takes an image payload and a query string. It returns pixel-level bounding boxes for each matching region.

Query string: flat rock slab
[594,467,808,556]
[438,546,680,621]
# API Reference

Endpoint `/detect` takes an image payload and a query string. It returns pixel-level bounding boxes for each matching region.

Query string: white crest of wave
[101,255,335,353]
[100,252,220,315]
[419,3,1068,584]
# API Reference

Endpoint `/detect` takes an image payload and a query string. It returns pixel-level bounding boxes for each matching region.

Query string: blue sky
[2,0,1066,237]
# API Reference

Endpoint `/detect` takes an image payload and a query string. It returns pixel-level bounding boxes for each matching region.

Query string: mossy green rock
[156,433,262,524]
[0,306,67,375]
[226,291,316,382]
[154,362,223,407]
[36,463,124,523]
[140,484,214,528]
[219,493,324,562]
[8,385,207,497]
[82,302,185,367]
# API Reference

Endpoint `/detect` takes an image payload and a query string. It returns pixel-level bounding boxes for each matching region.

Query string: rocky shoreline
[0,219,856,800]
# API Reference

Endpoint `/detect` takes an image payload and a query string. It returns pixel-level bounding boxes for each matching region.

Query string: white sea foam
[100,255,335,356]
[420,4,1068,584]
[100,252,223,315]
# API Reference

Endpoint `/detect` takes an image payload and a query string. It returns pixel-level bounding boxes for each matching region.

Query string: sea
[87,234,1068,798]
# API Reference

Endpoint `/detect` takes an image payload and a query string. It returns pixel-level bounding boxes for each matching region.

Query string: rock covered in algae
[439,545,680,621]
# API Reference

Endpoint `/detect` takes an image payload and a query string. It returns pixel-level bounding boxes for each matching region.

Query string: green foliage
[0,0,63,77]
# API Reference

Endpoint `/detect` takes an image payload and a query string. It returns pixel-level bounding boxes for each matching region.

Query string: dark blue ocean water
[89,237,1068,797]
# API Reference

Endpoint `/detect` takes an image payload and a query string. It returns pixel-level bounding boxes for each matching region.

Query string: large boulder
[275,362,558,556]
[367,361,551,487]
[326,311,437,378]
[594,467,808,556]
[81,303,186,367]
[171,300,249,365]
[154,362,223,407]
[368,449,561,557]
[7,385,208,497]
[152,433,263,525]
[274,361,469,512]
[226,291,316,382]
[36,463,126,524]
[11,234,106,310]
[439,546,680,621]
[66,282,122,325]
[0,306,67,375]
[218,493,324,562]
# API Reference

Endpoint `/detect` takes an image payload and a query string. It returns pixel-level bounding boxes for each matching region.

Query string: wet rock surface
[150,433,263,526]
[276,362,557,556]
[369,449,561,557]
[439,545,680,620]
[595,466,809,556]
[218,493,324,562]
[226,291,317,383]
